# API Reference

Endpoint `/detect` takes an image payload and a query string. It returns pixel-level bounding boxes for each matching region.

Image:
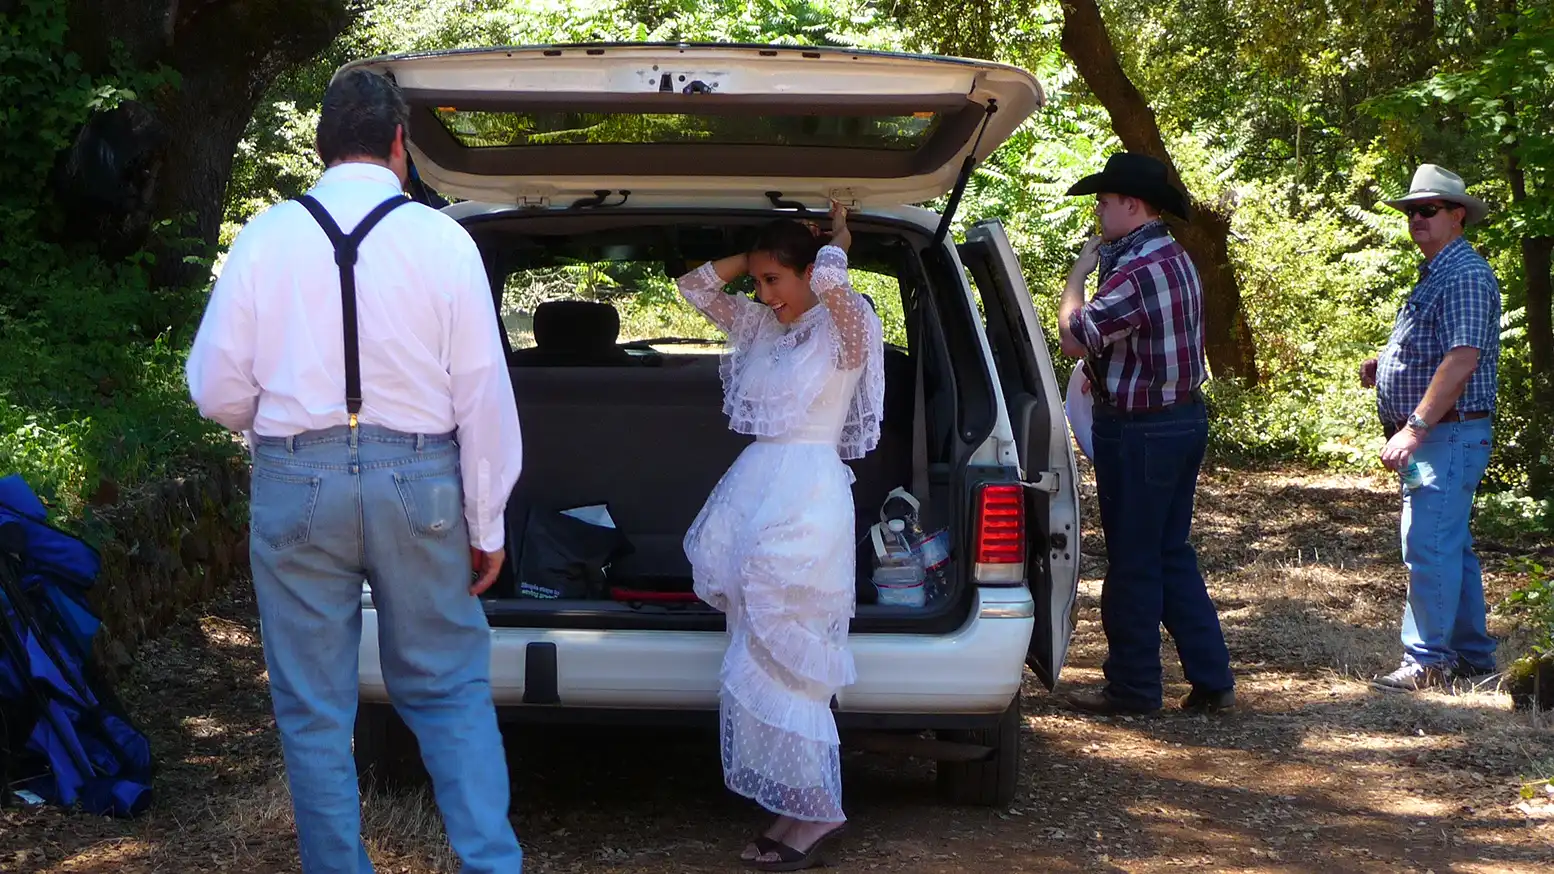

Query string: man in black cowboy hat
[1055,152,1236,716]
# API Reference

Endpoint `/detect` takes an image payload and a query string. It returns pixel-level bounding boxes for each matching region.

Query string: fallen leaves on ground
[3,465,1551,873]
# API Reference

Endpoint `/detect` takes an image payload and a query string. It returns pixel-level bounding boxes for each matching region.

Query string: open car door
[959,220,1081,691]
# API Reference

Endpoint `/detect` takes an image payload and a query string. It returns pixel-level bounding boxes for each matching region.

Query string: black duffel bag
[516,504,633,600]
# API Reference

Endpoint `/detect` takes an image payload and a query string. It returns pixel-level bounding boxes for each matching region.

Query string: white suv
[344,43,1081,807]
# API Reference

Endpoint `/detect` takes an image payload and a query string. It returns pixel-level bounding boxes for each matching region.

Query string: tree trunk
[1507,149,1554,497]
[1514,149,1554,394]
[1400,0,1438,81]
[1500,0,1552,495]
[1058,0,1260,385]
[1523,234,1553,386]
[62,1,358,292]
[1525,236,1553,499]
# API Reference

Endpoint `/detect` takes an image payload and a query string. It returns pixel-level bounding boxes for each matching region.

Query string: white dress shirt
[187,162,522,552]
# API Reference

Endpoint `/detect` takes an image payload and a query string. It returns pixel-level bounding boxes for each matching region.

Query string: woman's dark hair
[748,219,824,272]
[316,69,410,165]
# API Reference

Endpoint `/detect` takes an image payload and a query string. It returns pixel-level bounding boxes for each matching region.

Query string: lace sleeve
[808,245,884,460]
[676,261,751,334]
[810,245,877,370]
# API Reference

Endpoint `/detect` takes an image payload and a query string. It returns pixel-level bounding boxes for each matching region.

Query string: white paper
[560,503,616,529]
[12,789,45,806]
[1064,366,1094,462]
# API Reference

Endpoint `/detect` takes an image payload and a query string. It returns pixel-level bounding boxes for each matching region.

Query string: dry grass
[3,463,1552,873]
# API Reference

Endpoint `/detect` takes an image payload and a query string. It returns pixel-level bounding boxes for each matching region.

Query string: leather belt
[1384,408,1490,437]
[1094,389,1204,419]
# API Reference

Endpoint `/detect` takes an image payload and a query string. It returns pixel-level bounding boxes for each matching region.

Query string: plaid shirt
[1376,236,1502,426]
[1069,221,1207,411]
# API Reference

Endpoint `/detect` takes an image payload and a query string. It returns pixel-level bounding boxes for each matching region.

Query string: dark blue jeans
[1090,396,1233,710]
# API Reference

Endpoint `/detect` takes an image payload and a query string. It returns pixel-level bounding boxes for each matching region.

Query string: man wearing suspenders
[187,69,524,872]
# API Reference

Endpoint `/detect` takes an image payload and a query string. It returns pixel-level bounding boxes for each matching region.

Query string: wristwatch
[1406,412,1430,434]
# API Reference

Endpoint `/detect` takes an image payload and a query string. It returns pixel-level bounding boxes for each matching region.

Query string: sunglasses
[1402,202,1457,219]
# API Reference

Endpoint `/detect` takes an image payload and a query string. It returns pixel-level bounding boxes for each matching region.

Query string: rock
[78,461,250,679]
[1507,653,1554,712]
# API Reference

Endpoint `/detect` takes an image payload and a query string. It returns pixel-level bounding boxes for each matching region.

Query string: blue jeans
[1398,418,1496,670]
[249,424,522,874]
[1090,397,1234,710]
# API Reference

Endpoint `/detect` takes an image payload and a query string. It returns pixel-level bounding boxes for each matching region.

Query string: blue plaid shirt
[1376,236,1501,426]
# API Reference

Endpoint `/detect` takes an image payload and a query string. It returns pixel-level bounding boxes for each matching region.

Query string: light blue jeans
[249,424,522,874]
[1398,417,1496,671]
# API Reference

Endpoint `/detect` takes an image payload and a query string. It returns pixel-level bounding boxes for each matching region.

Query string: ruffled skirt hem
[720,690,846,822]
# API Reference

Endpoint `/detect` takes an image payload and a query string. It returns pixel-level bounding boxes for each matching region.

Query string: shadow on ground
[5,466,1552,873]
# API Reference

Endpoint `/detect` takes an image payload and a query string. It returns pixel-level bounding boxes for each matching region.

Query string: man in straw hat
[1363,164,1502,692]
[1054,153,1236,716]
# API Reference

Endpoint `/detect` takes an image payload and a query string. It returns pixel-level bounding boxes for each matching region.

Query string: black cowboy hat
[1065,152,1192,220]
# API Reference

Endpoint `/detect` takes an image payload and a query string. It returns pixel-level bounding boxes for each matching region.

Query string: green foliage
[1496,560,1554,657]
[1476,490,1554,544]
[1359,0,1554,497]
[0,2,234,514]
[6,0,1544,518]
[7,0,1539,524]
[1204,172,1417,466]
[225,100,325,233]
[0,4,181,234]
[1104,0,1440,186]
[1365,4,1554,213]
[497,259,908,352]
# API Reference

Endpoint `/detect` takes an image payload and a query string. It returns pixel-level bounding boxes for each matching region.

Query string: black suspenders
[294,194,411,428]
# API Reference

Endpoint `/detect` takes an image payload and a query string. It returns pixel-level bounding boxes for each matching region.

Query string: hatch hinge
[829,188,860,209]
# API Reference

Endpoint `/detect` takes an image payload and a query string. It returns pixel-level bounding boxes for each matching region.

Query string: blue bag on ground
[0,474,153,817]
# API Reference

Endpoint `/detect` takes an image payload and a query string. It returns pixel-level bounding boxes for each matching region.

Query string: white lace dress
[677,245,885,823]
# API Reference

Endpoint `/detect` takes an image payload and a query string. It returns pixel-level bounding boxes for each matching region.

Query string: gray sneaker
[1372,662,1449,692]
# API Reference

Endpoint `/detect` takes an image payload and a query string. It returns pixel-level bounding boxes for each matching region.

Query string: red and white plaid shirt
[1068,221,1207,411]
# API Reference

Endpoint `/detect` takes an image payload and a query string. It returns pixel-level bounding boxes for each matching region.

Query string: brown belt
[1385,408,1490,437]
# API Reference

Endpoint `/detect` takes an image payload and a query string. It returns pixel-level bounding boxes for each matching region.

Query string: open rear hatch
[341,43,1044,208]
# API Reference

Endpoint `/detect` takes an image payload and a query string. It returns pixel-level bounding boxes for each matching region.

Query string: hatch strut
[764,191,812,212]
[931,99,998,248]
[570,189,632,209]
[405,157,448,209]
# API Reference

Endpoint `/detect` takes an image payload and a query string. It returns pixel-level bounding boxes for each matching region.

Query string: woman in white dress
[677,202,884,871]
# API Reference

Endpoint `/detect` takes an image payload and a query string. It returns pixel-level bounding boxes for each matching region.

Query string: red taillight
[975,483,1025,564]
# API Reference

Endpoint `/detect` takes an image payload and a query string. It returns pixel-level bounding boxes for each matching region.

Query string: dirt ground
[4,464,1553,873]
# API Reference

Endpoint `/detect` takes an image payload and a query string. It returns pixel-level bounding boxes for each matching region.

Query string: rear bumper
[358,588,1035,717]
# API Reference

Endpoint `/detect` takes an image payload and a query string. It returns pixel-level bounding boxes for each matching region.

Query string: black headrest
[533,301,621,351]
